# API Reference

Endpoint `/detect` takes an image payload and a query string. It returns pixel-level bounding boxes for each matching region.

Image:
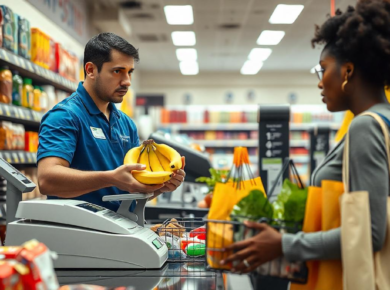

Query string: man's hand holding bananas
[124,140,186,199]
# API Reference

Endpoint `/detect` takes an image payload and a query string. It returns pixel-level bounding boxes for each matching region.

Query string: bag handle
[342,112,390,192]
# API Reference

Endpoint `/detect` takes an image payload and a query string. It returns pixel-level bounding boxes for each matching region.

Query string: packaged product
[39,86,48,113]
[31,28,46,67]
[12,70,22,106]
[22,78,33,108]
[0,8,3,48]
[41,85,56,110]
[0,240,59,289]
[17,16,30,59]
[25,131,38,153]
[48,38,56,71]
[12,13,18,54]
[0,66,11,104]
[0,5,15,52]
[0,121,13,150]
[0,260,25,290]
[32,85,41,111]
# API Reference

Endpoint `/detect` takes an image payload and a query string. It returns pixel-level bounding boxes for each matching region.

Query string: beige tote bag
[341,112,390,290]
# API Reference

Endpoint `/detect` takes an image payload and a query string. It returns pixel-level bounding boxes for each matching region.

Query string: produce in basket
[124,139,182,185]
[231,189,272,221]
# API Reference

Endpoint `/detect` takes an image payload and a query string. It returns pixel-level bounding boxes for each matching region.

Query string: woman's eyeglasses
[315,67,325,81]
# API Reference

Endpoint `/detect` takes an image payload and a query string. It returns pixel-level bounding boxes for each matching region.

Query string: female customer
[221,0,390,275]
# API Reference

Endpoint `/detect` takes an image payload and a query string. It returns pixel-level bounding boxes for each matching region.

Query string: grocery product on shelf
[17,16,30,60]
[0,5,16,53]
[22,78,33,108]
[32,85,41,111]
[25,131,38,153]
[0,66,12,104]
[39,86,48,113]
[41,85,56,110]
[11,70,22,106]
[0,9,3,48]
[0,121,12,150]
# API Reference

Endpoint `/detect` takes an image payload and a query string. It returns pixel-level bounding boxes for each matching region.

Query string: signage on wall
[225,92,234,104]
[26,0,89,44]
[309,126,330,175]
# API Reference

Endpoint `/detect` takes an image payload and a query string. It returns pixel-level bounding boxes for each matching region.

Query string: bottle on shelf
[39,86,48,113]
[0,66,12,104]
[22,78,34,109]
[32,85,41,111]
[12,70,22,106]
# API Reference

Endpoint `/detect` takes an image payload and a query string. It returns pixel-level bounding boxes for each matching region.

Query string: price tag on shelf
[0,50,6,61]
[25,111,32,120]
[18,108,25,119]
[1,50,10,62]
[14,55,20,66]
[26,153,32,163]
[0,105,4,116]
[18,152,25,163]
[12,153,19,164]
[12,107,19,118]
[3,152,11,163]
[0,153,3,160]
[4,106,10,117]
[19,58,26,69]
[32,154,37,163]
[27,61,34,72]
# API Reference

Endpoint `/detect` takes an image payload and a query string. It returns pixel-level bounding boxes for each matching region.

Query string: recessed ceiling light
[180,61,199,75]
[269,4,304,24]
[172,31,196,46]
[240,60,263,75]
[257,30,285,45]
[176,48,198,61]
[164,5,194,25]
[248,48,272,61]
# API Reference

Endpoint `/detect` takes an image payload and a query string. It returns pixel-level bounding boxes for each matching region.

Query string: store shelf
[0,48,77,93]
[0,151,36,165]
[290,154,310,163]
[195,139,258,147]
[290,140,310,148]
[0,103,43,131]
[158,123,340,131]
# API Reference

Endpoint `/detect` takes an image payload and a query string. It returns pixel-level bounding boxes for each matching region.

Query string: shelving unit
[158,122,340,131]
[0,48,77,93]
[195,139,258,147]
[0,103,43,131]
[0,151,36,165]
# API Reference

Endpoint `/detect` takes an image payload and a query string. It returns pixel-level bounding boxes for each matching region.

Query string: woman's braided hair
[312,0,390,86]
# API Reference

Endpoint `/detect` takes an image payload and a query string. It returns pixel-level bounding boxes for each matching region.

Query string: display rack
[0,151,36,165]
[0,103,43,131]
[0,48,77,93]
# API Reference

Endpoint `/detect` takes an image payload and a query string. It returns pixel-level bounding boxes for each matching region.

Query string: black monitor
[148,132,211,183]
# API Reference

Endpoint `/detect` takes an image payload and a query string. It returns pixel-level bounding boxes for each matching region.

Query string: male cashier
[37,33,185,211]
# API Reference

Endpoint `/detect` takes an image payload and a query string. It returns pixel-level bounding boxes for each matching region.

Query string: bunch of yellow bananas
[124,139,182,185]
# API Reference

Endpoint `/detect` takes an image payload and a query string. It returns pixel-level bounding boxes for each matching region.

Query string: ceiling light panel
[269,4,304,24]
[180,61,199,75]
[257,30,285,45]
[164,5,194,25]
[248,48,272,61]
[176,48,198,61]
[172,31,196,46]
[240,61,263,75]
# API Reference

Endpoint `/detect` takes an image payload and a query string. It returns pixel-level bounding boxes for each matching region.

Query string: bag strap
[342,112,390,192]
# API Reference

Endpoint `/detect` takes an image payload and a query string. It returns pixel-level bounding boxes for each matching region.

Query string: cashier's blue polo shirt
[37,82,140,212]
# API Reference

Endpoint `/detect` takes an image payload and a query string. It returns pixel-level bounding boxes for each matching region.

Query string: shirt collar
[77,82,121,119]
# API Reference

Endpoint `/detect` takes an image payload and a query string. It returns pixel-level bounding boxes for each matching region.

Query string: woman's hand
[220,221,283,274]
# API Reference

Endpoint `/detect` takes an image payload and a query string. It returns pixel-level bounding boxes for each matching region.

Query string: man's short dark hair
[84,32,139,76]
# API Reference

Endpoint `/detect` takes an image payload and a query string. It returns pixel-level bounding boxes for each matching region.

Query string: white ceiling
[89,0,358,73]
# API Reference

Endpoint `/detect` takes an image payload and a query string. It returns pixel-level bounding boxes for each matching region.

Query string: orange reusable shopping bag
[290,186,322,290]
[290,181,344,290]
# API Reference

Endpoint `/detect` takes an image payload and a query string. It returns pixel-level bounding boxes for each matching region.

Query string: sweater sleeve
[282,115,388,261]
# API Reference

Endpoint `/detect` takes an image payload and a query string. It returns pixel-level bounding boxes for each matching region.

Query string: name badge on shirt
[90,127,106,140]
